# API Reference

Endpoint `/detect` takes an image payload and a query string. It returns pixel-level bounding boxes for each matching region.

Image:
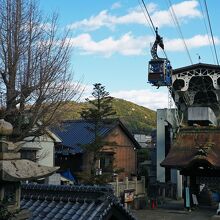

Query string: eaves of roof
[173,62,220,75]
[161,127,220,169]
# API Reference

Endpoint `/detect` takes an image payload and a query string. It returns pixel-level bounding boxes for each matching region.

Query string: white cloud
[68,33,219,57]
[111,89,170,110]
[68,33,153,56]
[172,0,201,19]
[111,2,122,10]
[165,35,220,51]
[67,1,201,31]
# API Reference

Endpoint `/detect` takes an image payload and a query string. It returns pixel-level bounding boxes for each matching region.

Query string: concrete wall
[110,176,145,197]
[156,108,182,197]
[156,109,168,182]
[188,107,217,125]
[37,136,55,167]
[134,134,151,148]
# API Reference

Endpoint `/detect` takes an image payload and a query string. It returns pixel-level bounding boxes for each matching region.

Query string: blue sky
[39,0,220,110]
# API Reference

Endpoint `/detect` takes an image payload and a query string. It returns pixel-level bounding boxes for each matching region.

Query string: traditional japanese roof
[0,159,58,181]
[21,183,136,220]
[161,127,220,169]
[173,62,220,75]
[52,119,140,155]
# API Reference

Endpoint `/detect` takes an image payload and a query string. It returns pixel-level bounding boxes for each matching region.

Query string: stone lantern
[0,119,58,219]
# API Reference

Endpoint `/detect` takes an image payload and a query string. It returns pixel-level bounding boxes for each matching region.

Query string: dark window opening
[100,153,114,172]
[21,150,37,161]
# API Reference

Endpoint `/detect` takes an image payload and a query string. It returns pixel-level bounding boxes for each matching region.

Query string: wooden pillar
[116,176,119,197]
[125,177,129,189]
[134,176,138,195]
[141,176,145,194]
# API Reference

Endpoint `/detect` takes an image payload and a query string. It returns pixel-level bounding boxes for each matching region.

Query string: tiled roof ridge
[99,194,137,220]
[62,118,119,123]
[21,183,113,193]
[21,184,137,220]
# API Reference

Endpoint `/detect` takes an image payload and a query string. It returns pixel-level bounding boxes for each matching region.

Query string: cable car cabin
[148,59,172,87]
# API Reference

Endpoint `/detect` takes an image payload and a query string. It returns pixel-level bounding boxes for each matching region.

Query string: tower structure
[172,63,220,124]
[161,63,220,207]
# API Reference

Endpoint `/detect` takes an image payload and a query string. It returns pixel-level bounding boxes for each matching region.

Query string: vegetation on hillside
[112,99,156,134]
[60,98,156,134]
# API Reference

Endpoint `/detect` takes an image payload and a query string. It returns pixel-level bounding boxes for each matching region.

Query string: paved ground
[131,199,218,220]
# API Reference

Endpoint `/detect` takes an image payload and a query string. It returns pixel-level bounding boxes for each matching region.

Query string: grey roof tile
[52,119,141,155]
[21,183,136,220]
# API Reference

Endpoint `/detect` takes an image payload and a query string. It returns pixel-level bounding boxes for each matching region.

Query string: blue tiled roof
[52,120,117,154]
[21,184,136,220]
[52,119,141,155]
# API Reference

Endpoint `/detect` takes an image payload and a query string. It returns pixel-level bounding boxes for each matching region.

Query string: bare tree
[0,0,80,141]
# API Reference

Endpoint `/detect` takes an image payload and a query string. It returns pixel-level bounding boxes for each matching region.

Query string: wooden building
[53,119,140,181]
[161,126,220,206]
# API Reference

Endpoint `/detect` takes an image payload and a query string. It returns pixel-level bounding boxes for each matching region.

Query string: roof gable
[52,119,140,154]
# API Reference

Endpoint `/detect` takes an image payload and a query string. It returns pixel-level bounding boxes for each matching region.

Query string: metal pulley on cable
[148,28,172,87]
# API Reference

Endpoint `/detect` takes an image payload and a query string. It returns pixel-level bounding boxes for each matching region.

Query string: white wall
[37,135,55,167]
[20,134,56,167]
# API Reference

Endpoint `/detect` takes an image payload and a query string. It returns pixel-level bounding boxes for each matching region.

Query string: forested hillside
[60,98,156,134]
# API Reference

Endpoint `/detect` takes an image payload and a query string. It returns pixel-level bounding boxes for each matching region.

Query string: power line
[198,0,215,64]
[203,0,219,65]
[166,0,193,65]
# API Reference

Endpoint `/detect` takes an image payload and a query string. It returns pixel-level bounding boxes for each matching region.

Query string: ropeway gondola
[148,28,172,87]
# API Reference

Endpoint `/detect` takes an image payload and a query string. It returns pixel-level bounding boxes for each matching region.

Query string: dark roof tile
[52,119,140,154]
[21,183,136,220]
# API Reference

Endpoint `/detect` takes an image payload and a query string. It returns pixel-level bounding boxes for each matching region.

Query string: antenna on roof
[196,53,201,63]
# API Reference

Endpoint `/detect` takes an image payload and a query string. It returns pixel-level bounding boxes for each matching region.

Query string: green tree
[80,83,116,183]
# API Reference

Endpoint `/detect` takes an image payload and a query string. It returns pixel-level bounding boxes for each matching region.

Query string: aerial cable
[138,0,155,35]
[198,0,215,64]
[140,0,169,60]
[141,0,156,32]
[203,0,219,65]
[166,0,193,65]
[138,0,168,58]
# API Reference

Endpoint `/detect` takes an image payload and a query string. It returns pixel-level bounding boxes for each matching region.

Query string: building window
[100,153,113,172]
[21,150,37,161]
